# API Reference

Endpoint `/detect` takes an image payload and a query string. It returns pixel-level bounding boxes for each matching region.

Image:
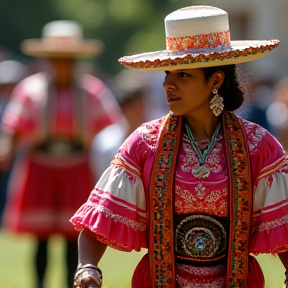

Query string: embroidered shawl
[149,111,253,288]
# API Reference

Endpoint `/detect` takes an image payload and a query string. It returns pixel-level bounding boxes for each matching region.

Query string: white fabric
[165,6,229,37]
[90,121,128,178]
[43,20,83,39]
[118,5,279,71]
[254,172,288,212]
[96,165,147,215]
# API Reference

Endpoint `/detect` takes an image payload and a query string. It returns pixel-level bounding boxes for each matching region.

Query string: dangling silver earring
[210,88,224,116]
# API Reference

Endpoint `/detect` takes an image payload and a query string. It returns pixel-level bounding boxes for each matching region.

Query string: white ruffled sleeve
[70,158,147,252]
[250,155,288,254]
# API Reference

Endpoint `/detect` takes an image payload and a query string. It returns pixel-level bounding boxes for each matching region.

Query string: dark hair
[117,88,145,108]
[203,64,245,111]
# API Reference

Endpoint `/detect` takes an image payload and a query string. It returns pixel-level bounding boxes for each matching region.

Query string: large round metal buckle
[175,214,227,259]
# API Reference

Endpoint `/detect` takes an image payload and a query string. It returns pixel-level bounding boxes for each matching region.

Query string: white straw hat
[21,20,103,58]
[118,6,279,71]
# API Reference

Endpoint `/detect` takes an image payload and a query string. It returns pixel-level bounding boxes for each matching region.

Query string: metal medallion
[192,164,210,178]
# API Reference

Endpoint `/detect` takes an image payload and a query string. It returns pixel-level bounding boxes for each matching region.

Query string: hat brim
[118,40,279,71]
[21,39,104,58]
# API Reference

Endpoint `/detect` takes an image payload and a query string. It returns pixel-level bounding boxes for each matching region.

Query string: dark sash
[148,111,252,287]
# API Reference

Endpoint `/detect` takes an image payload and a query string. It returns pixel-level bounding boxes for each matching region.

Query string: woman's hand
[74,266,102,288]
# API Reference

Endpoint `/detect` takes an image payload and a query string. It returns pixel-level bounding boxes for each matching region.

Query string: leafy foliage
[0,0,195,75]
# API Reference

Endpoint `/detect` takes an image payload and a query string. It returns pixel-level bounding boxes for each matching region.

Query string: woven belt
[175,214,228,265]
[35,139,84,156]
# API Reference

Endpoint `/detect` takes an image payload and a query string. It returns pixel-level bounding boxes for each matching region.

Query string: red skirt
[132,254,265,288]
[4,150,94,240]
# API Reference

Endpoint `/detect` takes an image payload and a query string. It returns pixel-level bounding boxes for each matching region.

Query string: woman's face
[49,58,75,87]
[162,68,214,116]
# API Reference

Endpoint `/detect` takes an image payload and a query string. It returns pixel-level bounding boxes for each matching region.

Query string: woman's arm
[278,251,288,287]
[74,228,107,288]
[0,130,20,171]
[78,228,107,265]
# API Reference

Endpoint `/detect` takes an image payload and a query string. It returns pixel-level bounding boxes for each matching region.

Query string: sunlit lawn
[0,229,145,288]
[0,229,285,288]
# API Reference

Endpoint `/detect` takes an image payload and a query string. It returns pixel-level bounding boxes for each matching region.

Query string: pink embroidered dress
[70,114,288,287]
[2,72,121,239]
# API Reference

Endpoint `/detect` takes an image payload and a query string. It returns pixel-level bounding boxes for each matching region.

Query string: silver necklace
[185,123,221,178]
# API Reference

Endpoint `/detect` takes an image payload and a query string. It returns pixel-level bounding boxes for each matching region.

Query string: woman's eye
[179,72,189,77]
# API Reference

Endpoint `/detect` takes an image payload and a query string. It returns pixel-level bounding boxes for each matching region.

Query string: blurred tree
[0,0,195,76]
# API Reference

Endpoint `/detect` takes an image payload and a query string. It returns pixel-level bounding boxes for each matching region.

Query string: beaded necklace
[185,122,221,178]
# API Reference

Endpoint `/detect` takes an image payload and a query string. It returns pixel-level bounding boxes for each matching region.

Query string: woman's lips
[167,94,180,103]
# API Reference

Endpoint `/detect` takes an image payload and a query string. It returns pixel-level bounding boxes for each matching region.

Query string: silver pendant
[192,164,210,178]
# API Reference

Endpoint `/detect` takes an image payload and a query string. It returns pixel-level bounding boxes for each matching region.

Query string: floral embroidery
[176,132,228,216]
[195,183,206,199]
[176,263,225,288]
[166,31,230,52]
[87,202,146,231]
[138,119,162,149]
[241,120,267,153]
[181,135,223,174]
[181,140,198,172]
[175,185,228,216]
[175,186,197,203]
[96,233,133,251]
[118,41,279,70]
[253,214,288,232]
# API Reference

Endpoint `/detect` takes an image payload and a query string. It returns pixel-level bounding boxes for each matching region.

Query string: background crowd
[1,0,288,288]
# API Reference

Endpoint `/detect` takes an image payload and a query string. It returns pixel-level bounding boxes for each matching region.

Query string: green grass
[0,230,285,288]
[0,230,145,288]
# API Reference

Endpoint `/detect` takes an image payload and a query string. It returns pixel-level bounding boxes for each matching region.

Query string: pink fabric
[4,152,93,239]
[54,88,74,136]
[2,73,121,143]
[71,115,288,286]
[250,200,288,254]
[2,72,122,239]
[71,188,147,251]
[131,254,264,288]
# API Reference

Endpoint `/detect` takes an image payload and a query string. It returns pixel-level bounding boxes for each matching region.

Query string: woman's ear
[212,70,225,89]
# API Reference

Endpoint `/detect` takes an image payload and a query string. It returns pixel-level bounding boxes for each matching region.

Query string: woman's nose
[163,73,176,91]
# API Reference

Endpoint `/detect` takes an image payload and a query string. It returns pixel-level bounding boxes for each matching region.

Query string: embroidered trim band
[149,113,182,287]
[118,40,279,70]
[222,111,253,287]
[166,31,230,51]
[149,112,252,287]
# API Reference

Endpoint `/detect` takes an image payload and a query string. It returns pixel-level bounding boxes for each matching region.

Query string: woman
[0,20,121,288]
[70,6,288,288]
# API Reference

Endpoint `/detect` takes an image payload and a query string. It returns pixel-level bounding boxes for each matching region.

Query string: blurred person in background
[90,69,168,177]
[90,70,146,177]
[127,70,169,121]
[0,59,29,224]
[71,5,288,288]
[236,70,276,134]
[0,20,121,288]
[266,76,288,151]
